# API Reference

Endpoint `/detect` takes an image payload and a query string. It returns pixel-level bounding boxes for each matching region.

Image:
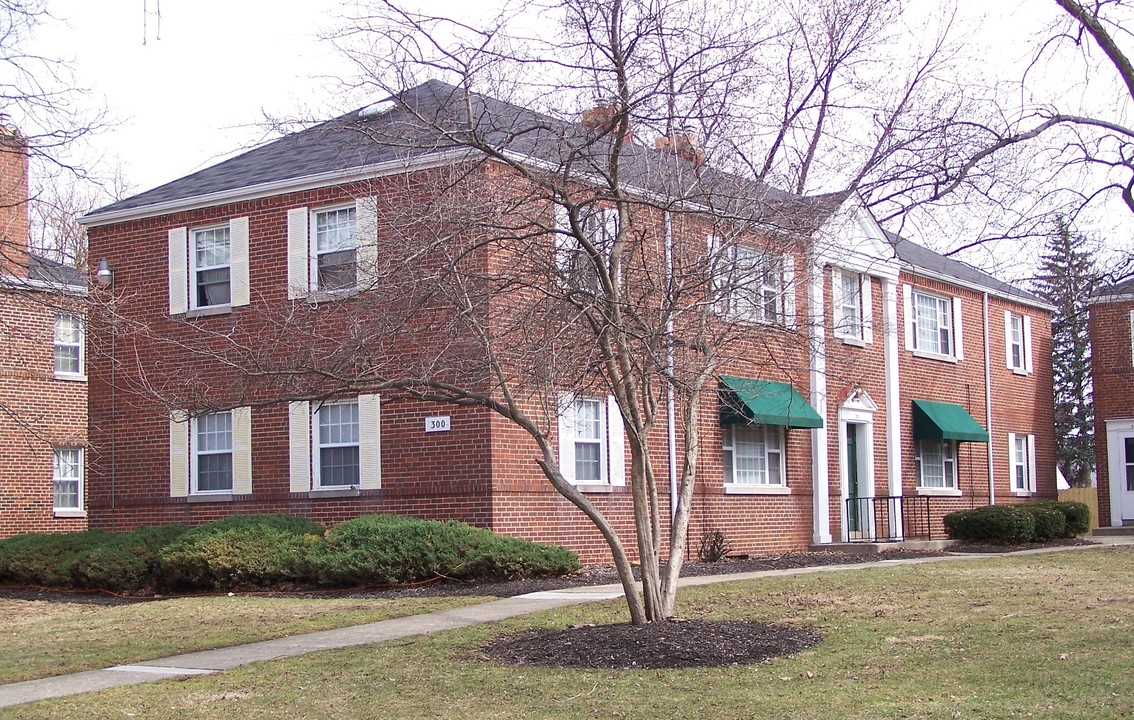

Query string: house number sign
[425,416,451,433]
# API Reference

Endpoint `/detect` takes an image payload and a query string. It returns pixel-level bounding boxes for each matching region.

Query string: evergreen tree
[1034,216,1097,487]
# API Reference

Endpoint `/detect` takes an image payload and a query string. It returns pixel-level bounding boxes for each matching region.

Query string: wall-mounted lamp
[95,258,114,287]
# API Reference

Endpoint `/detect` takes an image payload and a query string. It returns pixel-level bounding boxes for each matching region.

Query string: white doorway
[1105,419,1134,525]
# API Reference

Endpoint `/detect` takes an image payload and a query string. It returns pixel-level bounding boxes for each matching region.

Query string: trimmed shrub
[1030,501,1090,537]
[943,505,1036,544]
[0,530,113,586]
[309,515,580,586]
[1019,505,1066,542]
[159,514,324,590]
[71,525,188,592]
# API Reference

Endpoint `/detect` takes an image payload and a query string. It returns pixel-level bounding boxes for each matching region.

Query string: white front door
[1106,420,1134,525]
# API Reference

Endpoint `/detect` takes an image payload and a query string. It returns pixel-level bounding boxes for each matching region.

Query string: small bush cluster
[0,514,579,593]
[943,501,1091,544]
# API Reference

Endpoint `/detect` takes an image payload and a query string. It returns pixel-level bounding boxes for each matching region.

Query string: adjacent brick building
[0,129,88,537]
[80,81,1055,560]
[1089,280,1134,527]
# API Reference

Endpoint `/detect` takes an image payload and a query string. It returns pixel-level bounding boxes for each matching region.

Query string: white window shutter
[1027,434,1037,493]
[861,273,874,343]
[1006,432,1017,490]
[1004,310,1014,369]
[232,406,253,495]
[831,269,845,331]
[902,284,913,351]
[229,217,251,307]
[607,395,626,486]
[168,227,189,315]
[781,256,796,328]
[287,207,309,299]
[557,393,576,484]
[1023,314,1033,373]
[952,296,964,361]
[169,414,189,498]
[358,393,382,490]
[288,400,311,492]
[356,197,379,290]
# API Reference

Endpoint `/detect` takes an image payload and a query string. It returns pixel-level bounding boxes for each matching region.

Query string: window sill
[185,305,232,319]
[306,288,359,305]
[188,493,234,503]
[53,509,87,518]
[307,486,362,499]
[1012,490,1035,497]
[724,484,790,495]
[576,483,613,493]
[1010,368,1030,377]
[53,372,87,382]
[916,487,962,497]
[911,350,958,364]
[837,335,868,348]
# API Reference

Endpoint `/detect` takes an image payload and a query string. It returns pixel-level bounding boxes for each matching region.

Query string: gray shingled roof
[1091,275,1134,300]
[885,231,1045,305]
[28,254,86,288]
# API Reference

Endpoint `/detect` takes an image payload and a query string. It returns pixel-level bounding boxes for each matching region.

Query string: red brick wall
[1089,299,1134,526]
[0,289,88,537]
[0,129,28,278]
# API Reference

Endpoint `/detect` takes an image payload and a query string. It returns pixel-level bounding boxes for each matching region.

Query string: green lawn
[0,593,488,684]
[5,548,1133,719]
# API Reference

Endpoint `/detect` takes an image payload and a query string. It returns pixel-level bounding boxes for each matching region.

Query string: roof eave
[899,263,1054,313]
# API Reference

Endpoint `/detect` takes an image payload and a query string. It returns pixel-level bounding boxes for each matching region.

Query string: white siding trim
[168,227,189,315]
[902,283,913,351]
[781,256,797,329]
[1027,433,1037,493]
[861,274,874,344]
[169,415,189,498]
[358,393,382,490]
[1004,310,1014,369]
[355,197,379,290]
[607,395,626,486]
[286,207,309,300]
[952,296,964,361]
[557,393,576,484]
[1007,432,1019,490]
[288,400,311,492]
[229,217,250,307]
[232,406,253,495]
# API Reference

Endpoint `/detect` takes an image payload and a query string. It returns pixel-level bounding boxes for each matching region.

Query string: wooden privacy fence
[1058,487,1099,531]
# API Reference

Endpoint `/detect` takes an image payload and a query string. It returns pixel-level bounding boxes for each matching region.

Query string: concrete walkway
[2,537,1131,710]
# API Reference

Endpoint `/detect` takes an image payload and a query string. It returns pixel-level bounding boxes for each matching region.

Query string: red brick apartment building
[0,130,88,537]
[79,82,1055,560]
[1089,280,1134,528]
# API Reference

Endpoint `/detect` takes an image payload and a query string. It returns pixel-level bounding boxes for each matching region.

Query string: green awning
[719,375,824,429]
[911,400,989,442]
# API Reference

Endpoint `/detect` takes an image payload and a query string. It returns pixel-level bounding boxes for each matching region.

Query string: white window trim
[915,439,960,494]
[722,424,788,493]
[170,407,252,499]
[554,205,619,293]
[1008,432,1038,495]
[708,237,793,327]
[288,395,382,493]
[833,268,872,344]
[52,446,84,515]
[556,393,626,489]
[189,224,232,311]
[192,411,234,495]
[906,287,963,361]
[169,218,250,315]
[53,312,85,380]
[309,204,358,295]
[314,399,361,489]
[1004,311,1032,374]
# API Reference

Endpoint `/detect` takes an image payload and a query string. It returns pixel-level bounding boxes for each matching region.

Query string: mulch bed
[946,538,1098,554]
[484,619,823,670]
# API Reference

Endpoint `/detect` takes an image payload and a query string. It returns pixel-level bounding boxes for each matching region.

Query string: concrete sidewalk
[1,538,1130,710]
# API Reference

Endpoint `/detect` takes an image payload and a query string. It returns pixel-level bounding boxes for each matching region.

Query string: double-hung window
[52,447,83,511]
[722,424,784,487]
[287,395,382,493]
[316,401,360,487]
[1004,311,1032,373]
[193,411,233,493]
[709,237,793,326]
[191,226,231,308]
[916,439,956,489]
[287,200,378,298]
[554,206,618,293]
[313,206,357,292]
[573,398,606,483]
[833,269,872,342]
[53,313,83,378]
[905,287,964,360]
[1008,432,1037,493]
[168,218,249,315]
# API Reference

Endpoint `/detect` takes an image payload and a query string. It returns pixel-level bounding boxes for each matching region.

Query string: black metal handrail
[844,495,935,542]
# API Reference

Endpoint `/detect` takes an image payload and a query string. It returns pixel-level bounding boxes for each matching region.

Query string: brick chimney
[581,101,633,143]
[0,125,28,279]
[654,128,705,167]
